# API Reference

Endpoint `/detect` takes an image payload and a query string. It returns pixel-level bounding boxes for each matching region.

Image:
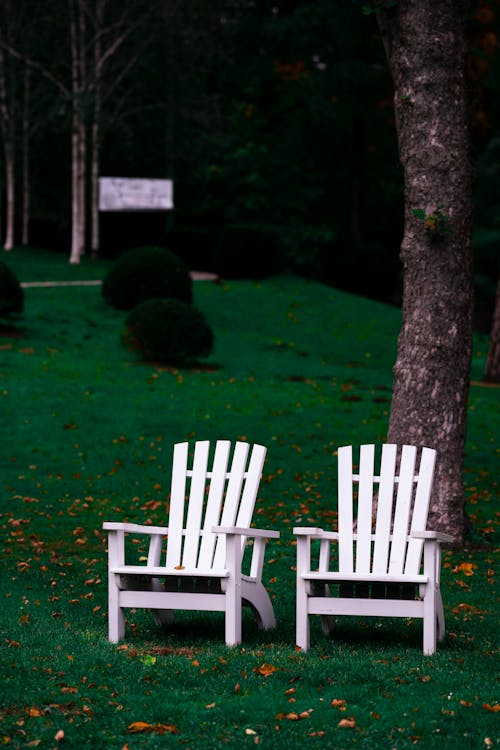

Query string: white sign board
[98,177,173,212]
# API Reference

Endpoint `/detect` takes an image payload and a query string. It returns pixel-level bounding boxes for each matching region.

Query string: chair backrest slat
[165,441,190,569]
[213,443,267,568]
[405,447,436,574]
[182,441,211,568]
[355,444,375,574]
[388,445,417,575]
[372,443,398,573]
[197,440,232,569]
[338,445,354,573]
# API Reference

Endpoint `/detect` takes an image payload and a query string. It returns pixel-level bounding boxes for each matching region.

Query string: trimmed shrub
[213,224,284,280]
[102,246,192,310]
[0,261,24,317]
[123,297,214,364]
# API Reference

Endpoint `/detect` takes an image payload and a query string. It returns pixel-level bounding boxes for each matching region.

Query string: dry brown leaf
[338,717,356,729]
[331,699,347,708]
[254,663,279,677]
[452,562,477,576]
[483,703,500,713]
[127,721,179,735]
[275,711,310,721]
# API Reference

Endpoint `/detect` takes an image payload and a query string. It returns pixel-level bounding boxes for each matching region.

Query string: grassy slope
[0,248,498,749]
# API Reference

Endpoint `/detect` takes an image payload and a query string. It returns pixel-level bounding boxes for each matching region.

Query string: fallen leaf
[453,562,477,576]
[331,699,347,708]
[338,717,356,728]
[483,703,500,713]
[127,722,179,735]
[254,663,279,677]
[54,729,65,741]
[275,711,310,721]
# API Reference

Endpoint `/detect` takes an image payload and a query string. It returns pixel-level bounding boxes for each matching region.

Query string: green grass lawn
[1,247,498,748]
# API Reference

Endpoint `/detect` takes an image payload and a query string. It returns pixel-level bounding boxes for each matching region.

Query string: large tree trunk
[379,1,473,545]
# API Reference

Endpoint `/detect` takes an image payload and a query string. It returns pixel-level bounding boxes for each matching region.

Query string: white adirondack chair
[294,444,453,655]
[103,440,279,646]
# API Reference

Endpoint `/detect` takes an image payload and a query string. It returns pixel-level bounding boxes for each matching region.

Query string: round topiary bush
[102,245,192,310]
[0,261,24,318]
[123,297,214,364]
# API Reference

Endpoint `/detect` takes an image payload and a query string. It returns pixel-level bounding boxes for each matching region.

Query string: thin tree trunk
[380,1,473,545]
[4,145,14,251]
[91,0,104,259]
[484,273,500,382]
[69,0,86,263]
[22,62,30,246]
[0,42,14,251]
[77,1,86,259]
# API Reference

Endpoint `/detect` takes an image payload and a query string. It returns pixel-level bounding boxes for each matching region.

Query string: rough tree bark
[378,1,473,545]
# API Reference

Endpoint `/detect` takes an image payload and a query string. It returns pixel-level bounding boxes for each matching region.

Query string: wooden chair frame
[294,444,452,654]
[104,440,279,646]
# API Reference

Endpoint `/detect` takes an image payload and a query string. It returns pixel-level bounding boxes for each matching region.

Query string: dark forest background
[1,0,498,328]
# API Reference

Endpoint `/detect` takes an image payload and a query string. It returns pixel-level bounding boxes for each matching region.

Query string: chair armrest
[293,527,340,541]
[212,525,279,539]
[103,522,169,535]
[411,530,454,543]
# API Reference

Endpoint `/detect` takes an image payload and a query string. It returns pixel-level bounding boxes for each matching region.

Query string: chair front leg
[224,533,243,646]
[296,535,312,651]
[422,541,438,655]
[107,529,125,642]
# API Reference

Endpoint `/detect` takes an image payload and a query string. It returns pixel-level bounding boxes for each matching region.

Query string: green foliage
[102,246,192,310]
[123,297,214,364]
[0,260,24,318]
[213,224,285,280]
[413,207,452,241]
